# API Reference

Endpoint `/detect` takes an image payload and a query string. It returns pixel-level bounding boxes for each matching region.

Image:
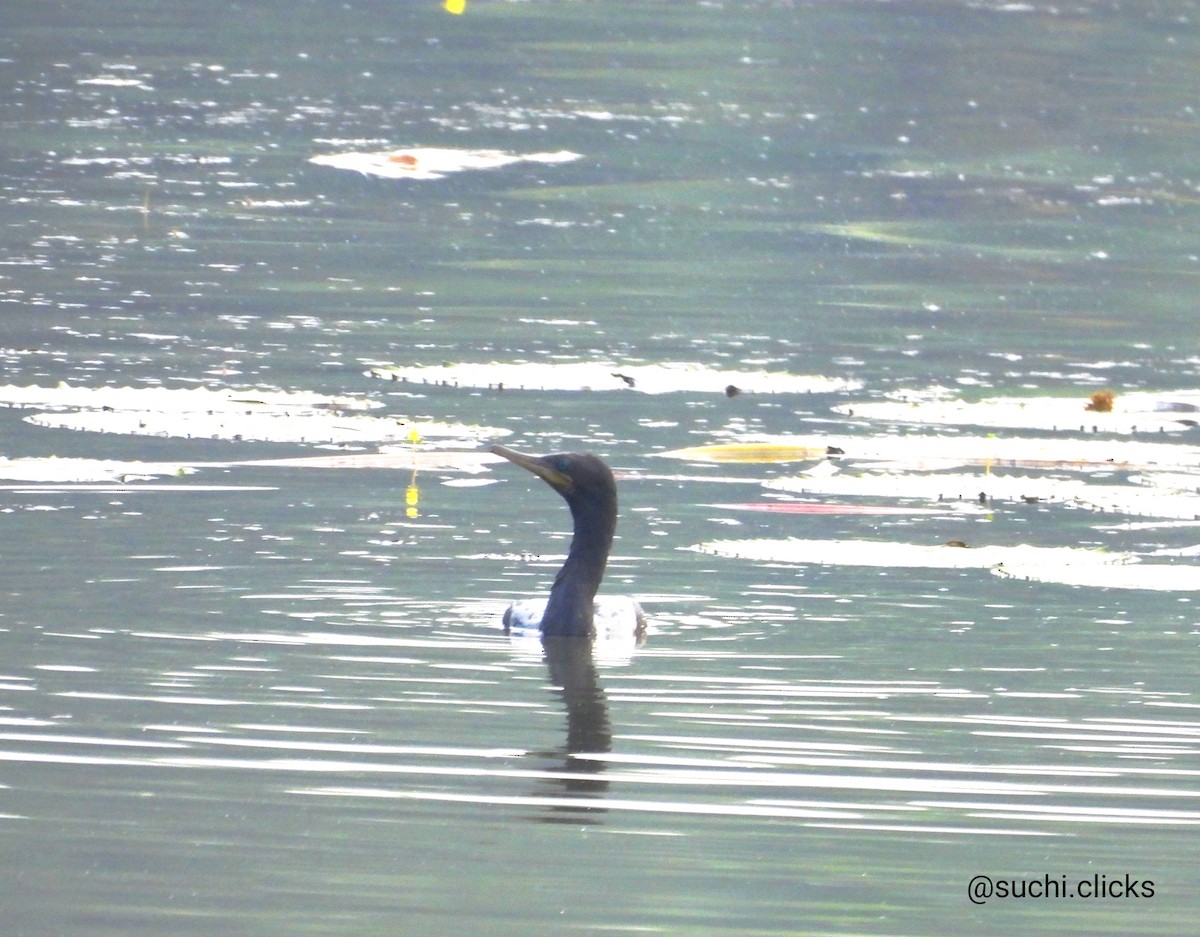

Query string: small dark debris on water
[825,445,844,455]
[978,492,988,505]
[943,540,969,548]
[612,372,636,388]
[724,384,741,398]
[1021,495,1039,504]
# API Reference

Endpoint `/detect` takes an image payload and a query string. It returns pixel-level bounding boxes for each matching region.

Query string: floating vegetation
[833,389,1200,435]
[308,147,581,181]
[0,383,505,446]
[709,501,945,516]
[366,361,860,396]
[689,538,1127,570]
[670,432,1200,524]
[0,383,381,414]
[687,539,1197,591]
[992,561,1200,591]
[24,408,411,446]
[765,472,1200,520]
[240,449,502,473]
[659,433,1200,473]
[0,457,194,484]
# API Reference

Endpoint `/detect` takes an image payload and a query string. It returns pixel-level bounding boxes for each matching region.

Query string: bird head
[489,445,616,513]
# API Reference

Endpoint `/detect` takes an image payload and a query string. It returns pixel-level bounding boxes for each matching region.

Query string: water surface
[2,2,1199,935]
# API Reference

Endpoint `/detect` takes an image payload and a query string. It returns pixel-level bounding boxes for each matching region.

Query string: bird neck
[540,499,616,637]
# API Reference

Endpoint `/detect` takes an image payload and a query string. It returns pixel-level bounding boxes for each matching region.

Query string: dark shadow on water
[532,636,613,824]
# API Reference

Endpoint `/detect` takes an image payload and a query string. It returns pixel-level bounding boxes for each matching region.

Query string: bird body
[502,595,645,637]
[491,445,645,640]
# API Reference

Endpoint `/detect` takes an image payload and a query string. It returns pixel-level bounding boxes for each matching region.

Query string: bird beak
[490,444,573,493]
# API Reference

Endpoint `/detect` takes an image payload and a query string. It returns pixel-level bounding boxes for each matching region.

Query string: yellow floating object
[658,443,831,464]
[444,0,465,13]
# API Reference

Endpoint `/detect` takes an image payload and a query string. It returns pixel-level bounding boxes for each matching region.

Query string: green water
[1,2,1199,935]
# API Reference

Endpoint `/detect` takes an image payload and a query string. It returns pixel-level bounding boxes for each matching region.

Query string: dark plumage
[490,445,645,639]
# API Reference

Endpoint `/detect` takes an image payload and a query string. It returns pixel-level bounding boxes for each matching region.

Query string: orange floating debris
[309,147,581,180]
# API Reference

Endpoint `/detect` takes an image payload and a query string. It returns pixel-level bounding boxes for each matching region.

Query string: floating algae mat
[1,383,506,446]
[659,433,1200,473]
[366,361,860,396]
[686,539,1198,592]
[764,471,1200,520]
[833,389,1200,435]
[665,434,1200,520]
[992,560,1200,591]
[0,383,381,414]
[708,501,948,516]
[308,147,581,180]
[239,449,503,473]
[0,449,501,487]
[0,456,197,484]
[688,538,1124,569]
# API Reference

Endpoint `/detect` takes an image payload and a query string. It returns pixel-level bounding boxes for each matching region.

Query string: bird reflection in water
[535,636,612,821]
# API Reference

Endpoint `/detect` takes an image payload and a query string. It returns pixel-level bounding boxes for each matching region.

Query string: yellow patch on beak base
[490,445,573,493]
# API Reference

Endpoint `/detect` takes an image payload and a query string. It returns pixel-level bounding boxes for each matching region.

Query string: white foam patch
[367,361,860,396]
[834,389,1200,435]
[992,562,1200,591]
[0,457,193,484]
[0,383,379,413]
[765,471,1200,519]
[1,383,505,445]
[309,147,581,180]
[689,538,1123,569]
[687,539,1198,591]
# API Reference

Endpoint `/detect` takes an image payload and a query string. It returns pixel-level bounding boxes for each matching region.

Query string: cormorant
[490,444,645,639]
